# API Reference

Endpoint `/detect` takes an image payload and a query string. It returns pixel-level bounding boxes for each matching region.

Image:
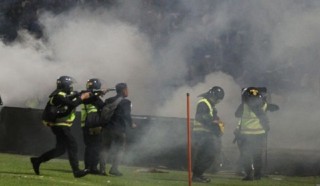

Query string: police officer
[81,78,105,174]
[100,83,136,176]
[192,86,225,183]
[30,76,90,178]
[235,87,279,181]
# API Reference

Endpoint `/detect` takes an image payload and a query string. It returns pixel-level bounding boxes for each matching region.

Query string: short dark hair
[116,83,127,94]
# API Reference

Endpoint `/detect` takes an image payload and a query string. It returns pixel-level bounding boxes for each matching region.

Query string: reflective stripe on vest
[193,98,213,132]
[81,104,98,127]
[240,103,267,135]
[44,91,75,127]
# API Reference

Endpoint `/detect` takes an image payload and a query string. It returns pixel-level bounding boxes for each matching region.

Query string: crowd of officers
[192,86,279,183]
[30,76,135,178]
[28,75,279,183]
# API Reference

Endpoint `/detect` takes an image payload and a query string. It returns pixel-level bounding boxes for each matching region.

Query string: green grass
[0,153,319,186]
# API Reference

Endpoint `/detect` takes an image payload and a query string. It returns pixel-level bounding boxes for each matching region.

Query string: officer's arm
[54,94,83,109]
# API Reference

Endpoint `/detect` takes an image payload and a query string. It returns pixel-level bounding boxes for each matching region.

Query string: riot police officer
[235,87,279,181]
[81,78,105,174]
[30,76,90,178]
[192,86,225,183]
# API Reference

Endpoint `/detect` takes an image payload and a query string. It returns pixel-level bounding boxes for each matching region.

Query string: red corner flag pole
[186,93,192,186]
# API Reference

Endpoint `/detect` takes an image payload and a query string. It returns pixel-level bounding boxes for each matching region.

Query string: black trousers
[241,134,265,177]
[192,132,221,177]
[37,126,80,172]
[83,127,102,170]
[100,129,126,172]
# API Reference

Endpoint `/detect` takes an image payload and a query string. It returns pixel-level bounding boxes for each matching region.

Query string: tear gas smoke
[1,0,320,158]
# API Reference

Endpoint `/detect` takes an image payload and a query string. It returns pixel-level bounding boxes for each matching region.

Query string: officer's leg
[91,133,102,172]
[63,127,81,173]
[193,134,215,177]
[192,132,203,177]
[83,128,90,169]
[39,127,67,161]
[253,135,264,179]
[109,132,126,176]
[241,135,254,180]
[100,129,113,175]
[31,127,66,175]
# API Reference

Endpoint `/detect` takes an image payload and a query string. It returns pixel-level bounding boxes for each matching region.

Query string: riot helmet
[208,86,225,101]
[56,76,74,93]
[242,87,263,105]
[86,78,101,90]
[199,86,225,103]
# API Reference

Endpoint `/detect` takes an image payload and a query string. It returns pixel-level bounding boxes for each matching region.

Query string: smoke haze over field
[0,0,320,151]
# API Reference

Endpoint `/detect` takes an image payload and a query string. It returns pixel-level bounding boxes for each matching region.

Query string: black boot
[30,157,41,175]
[89,166,100,175]
[73,169,89,178]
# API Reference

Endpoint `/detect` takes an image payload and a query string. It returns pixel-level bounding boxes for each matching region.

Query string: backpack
[42,93,68,123]
[100,97,123,126]
[42,102,59,123]
[83,104,101,128]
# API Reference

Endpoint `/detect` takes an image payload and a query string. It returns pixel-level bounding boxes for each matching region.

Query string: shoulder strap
[112,97,123,108]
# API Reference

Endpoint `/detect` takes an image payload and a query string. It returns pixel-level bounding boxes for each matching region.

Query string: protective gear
[193,98,214,132]
[43,91,76,127]
[199,86,224,103]
[86,78,102,90]
[242,88,266,109]
[209,86,225,100]
[239,103,267,135]
[57,76,74,93]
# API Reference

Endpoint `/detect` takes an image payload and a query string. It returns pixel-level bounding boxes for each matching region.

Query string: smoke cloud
[1,0,320,154]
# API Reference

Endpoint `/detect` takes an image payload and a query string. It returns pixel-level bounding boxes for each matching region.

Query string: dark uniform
[30,76,89,178]
[81,78,105,174]
[235,87,279,181]
[192,86,225,183]
[100,83,134,176]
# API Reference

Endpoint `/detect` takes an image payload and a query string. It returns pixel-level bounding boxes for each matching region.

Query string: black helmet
[208,86,225,100]
[242,87,260,97]
[242,87,263,103]
[57,76,74,93]
[86,78,101,90]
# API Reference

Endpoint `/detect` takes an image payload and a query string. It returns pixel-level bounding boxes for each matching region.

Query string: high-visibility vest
[193,98,214,132]
[239,103,267,135]
[43,91,76,127]
[81,104,98,127]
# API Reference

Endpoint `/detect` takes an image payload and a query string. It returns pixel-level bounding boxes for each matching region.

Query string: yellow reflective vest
[193,98,214,132]
[81,103,98,127]
[239,103,267,135]
[42,91,76,127]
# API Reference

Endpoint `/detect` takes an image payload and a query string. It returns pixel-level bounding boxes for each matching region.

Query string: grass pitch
[0,153,319,186]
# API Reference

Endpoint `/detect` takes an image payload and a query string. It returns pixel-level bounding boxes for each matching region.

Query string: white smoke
[1,0,320,152]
